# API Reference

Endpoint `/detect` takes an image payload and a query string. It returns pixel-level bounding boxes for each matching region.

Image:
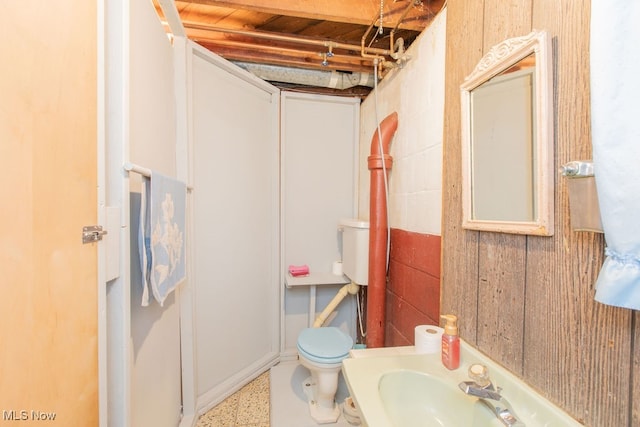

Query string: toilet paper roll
[332,261,343,276]
[414,325,444,354]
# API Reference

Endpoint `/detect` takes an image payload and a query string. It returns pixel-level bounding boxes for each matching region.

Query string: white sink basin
[342,341,584,427]
[379,370,501,427]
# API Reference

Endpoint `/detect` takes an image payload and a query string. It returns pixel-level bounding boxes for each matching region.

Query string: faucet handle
[468,364,491,387]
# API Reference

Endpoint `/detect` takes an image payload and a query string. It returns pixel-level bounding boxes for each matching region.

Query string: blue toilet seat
[297,327,354,364]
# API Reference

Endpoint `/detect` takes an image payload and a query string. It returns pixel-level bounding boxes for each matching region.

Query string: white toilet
[296,219,369,424]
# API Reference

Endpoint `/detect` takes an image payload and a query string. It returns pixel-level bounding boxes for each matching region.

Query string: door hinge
[83,225,108,244]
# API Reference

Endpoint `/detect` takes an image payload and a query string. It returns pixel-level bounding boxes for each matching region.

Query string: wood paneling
[440,0,483,345]
[633,313,640,426]
[441,1,638,426]
[477,234,527,374]
[473,0,531,376]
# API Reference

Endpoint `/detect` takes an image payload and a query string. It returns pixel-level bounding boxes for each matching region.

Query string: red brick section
[385,228,441,347]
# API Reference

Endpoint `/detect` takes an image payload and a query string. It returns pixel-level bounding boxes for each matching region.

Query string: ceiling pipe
[194,36,371,72]
[233,61,376,89]
[361,17,398,70]
[361,0,419,69]
[183,21,392,57]
[389,0,422,54]
[366,112,398,348]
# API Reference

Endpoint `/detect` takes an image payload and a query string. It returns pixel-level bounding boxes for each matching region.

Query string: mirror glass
[461,30,554,235]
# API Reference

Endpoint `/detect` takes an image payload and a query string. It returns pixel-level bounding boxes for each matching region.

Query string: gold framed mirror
[461,30,554,236]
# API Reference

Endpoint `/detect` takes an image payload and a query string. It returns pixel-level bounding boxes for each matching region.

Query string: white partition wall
[281,92,361,357]
[187,45,281,414]
[106,1,183,426]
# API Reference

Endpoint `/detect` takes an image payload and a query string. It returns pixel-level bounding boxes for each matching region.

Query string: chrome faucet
[458,364,525,426]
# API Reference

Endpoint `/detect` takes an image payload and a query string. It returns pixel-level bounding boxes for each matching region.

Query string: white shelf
[285,272,350,288]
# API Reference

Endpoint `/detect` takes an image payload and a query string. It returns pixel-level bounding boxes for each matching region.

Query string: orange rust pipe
[366,112,398,348]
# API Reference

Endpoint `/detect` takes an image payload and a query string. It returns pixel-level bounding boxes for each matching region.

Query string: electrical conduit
[366,112,398,348]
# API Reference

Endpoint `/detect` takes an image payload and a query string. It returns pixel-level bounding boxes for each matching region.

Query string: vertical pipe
[366,112,398,348]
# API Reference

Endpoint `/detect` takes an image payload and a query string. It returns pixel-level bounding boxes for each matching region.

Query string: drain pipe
[313,282,360,328]
[366,112,398,348]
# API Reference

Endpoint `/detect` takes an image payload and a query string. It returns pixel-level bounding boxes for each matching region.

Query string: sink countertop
[342,340,584,427]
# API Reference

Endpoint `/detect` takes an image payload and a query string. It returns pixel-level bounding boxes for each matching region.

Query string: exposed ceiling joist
[180,0,432,31]
[156,0,446,96]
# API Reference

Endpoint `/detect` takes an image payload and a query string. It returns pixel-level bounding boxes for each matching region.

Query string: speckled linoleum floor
[196,371,270,427]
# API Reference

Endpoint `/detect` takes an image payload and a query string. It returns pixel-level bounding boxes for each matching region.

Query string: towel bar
[123,162,193,191]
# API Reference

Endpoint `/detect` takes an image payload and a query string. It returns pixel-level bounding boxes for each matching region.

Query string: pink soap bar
[288,264,310,276]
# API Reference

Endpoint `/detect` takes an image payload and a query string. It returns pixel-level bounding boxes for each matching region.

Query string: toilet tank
[339,219,369,286]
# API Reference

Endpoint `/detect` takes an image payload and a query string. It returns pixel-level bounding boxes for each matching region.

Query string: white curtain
[590,1,640,310]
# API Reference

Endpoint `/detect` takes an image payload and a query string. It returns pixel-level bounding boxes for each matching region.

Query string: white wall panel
[127,1,182,427]
[190,48,280,409]
[281,92,361,353]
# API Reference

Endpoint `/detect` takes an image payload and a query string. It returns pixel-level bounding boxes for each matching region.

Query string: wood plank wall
[441,1,639,426]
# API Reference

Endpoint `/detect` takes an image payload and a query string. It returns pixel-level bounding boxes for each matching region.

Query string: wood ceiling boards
[156,0,446,96]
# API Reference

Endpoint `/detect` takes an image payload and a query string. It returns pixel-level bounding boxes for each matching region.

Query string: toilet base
[302,376,341,424]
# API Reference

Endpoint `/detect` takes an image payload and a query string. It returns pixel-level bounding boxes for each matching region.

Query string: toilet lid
[297,327,353,364]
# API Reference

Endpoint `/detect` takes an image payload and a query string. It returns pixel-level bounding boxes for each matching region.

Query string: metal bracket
[560,160,594,177]
[83,225,107,244]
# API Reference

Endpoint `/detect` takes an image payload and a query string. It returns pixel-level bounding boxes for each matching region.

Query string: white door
[184,44,281,411]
